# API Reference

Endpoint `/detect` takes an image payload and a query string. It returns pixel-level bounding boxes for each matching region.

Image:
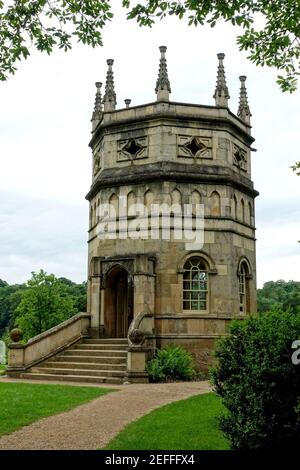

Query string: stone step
[20,372,123,384]
[63,349,127,357]
[53,355,126,364]
[83,338,128,344]
[30,367,125,378]
[42,361,126,371]
[73,344,128,351]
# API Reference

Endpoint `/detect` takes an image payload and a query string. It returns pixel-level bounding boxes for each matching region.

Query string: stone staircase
[20,338,128,384]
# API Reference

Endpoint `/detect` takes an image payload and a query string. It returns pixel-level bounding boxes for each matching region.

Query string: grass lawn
[104,392,230,450]
[0,382,114,437]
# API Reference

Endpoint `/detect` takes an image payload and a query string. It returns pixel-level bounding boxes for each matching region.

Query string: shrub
[147,345,196,382]
[210,311,300,450]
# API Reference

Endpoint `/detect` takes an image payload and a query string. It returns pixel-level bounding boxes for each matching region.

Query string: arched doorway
[104,266,134,338]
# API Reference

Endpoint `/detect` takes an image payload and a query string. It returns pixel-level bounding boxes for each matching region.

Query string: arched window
[96,198,100,223]
[238,261,250,314]
[191,190,201,216]
[127,191,136,216]
[183,257,208,311]
[232,195,238,219]
[171,188,182,205]
[144,189,154,209]
[248,202,253,225]
[210,191,221,216]
[90,205,93,228]
[93,202,97,225]
[241,198,245,223]
[109,193,119,218]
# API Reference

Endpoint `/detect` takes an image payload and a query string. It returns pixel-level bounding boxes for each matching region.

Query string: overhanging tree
[0,1,300,93]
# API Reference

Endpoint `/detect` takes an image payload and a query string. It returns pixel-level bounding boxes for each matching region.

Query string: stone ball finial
[95,82,102,89]
[129,328,145,345]
[159,45,167,53]
[10,328,23,343]
[239,75,247,82]
[217,53,225,60]
[107,59,114,66]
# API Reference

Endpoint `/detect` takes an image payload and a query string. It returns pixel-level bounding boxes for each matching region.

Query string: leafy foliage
[15,270,75,340]
[0,0,113,80]
[147,345,196,382]
[257,280,300,314]
[210,311,300,449]
[0,1,299,92]
[123,0,300,93]
[0,270,87,341]
[0,282,25,337]
[291,161,300,176]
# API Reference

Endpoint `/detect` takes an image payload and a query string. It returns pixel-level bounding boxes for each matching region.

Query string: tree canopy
[0,270,87,341]
[257,280,300,314]
[0,1,299,92]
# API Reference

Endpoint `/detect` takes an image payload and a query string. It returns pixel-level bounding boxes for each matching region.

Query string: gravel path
[0,379,211,450]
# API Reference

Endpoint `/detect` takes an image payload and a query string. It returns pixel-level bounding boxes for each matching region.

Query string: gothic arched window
[238,261,250,314]
[210,191,221,216]
[183,257,209,311]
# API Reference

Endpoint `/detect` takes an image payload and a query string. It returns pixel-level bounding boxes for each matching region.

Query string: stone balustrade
[7,313,91,376]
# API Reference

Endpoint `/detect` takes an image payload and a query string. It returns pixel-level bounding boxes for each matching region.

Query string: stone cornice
[85,161,259,201]
[89,100,254,148]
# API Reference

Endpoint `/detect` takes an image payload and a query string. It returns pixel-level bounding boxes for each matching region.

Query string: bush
[147,345,196,382]
[210,311,300,450]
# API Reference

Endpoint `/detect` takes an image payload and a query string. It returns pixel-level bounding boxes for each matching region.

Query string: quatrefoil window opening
[185,138,205,157]
[234,149,246,164]
[124,139,143,157]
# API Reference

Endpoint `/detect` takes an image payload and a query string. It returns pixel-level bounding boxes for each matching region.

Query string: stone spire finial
[237,75,251,125]
[155,45,171,101]
[213,53,230,107]
[103,59,116,112]
[92,81,103,122]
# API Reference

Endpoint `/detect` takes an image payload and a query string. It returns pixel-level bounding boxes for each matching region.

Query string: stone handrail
[126,307,155,383]
[127,306,154,347]
[7,312,91,373]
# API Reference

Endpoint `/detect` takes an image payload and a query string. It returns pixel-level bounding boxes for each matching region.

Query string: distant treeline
[257,280,300,314]
[0,270,87,341]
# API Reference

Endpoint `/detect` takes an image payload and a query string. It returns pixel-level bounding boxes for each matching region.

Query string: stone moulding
[7,312,91,375]
[89,101,254,148]
[86,162,259,201]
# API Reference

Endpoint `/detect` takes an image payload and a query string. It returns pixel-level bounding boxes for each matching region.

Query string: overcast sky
[0,6,299,288]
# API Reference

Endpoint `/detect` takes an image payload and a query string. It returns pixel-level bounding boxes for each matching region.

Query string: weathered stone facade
[86,48,258,371]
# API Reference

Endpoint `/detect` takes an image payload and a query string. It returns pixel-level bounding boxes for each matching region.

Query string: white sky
[0,7,299,287]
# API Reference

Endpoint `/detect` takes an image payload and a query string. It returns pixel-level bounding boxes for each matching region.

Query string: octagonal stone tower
[86,47,258,371]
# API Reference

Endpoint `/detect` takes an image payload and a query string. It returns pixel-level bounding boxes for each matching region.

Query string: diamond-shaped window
[185,138,204,157]
[125,139,142,156]
[234,149,246,163]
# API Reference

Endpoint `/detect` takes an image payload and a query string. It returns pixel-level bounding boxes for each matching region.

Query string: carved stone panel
[177,136,212,159]
[117,136,148,162]
[93,140,104,176]
[217,138,230,160]
[233,144,247,172]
